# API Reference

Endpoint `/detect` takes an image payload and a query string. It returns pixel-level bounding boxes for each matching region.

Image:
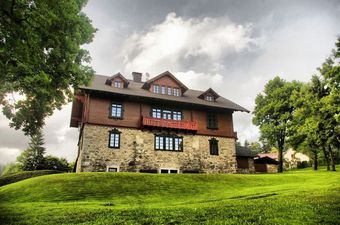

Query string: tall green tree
[0,0,96,136]
[249,141,263,154]
[253,77,301,172]
[289,38,340,171]
[17,130,45,170]
[289,77,330,170]
[318,55,340,171]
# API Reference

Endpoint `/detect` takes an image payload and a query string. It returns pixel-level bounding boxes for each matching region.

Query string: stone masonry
[76,124,237,173]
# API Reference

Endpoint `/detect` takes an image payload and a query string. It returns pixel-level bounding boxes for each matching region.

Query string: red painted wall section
[84,95,235,138]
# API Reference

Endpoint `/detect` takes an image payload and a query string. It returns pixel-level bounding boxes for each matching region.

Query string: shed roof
[254,156,279,165]
[257,153,278,160]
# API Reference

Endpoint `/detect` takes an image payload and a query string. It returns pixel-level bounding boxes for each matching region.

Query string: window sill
[207,127,219,130]
[108,116,124,120]
[155,149,183,152]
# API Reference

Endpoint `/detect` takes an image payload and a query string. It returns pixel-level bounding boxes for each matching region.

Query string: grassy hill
[0,170,64,187]
[0,167,339,224]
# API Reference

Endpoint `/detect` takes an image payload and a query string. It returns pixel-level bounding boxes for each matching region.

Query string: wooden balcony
[142,117,198,131]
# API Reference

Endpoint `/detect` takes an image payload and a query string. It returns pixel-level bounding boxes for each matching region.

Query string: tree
[42,156,69,171]
[253,77,301,172]
[289,38,340,171]
[289,79,327,170]
[318,57,340,171]
[17,130,45,170]
[1,162,22,175]
[249,141,263,154]
[0,0,96,136]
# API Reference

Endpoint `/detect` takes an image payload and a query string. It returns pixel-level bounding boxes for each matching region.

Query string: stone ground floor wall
[76,124,237,173]
[266,164,278,173]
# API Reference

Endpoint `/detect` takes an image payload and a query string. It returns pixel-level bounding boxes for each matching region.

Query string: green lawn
[0,167,339,225]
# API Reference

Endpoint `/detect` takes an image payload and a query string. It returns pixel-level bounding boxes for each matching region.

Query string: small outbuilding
[254,156,278,173]
[236,146,256,173]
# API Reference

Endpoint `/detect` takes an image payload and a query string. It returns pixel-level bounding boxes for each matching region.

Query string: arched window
[108,128,121,149]
[209,138,219,155]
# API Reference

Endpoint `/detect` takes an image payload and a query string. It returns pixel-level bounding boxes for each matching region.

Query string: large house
[70,71,249,173]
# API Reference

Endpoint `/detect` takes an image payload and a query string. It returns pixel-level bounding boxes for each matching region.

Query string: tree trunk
[313,150,318,170]
[278,144,284,173]
[322,146,330,171]
[328,145,336,171]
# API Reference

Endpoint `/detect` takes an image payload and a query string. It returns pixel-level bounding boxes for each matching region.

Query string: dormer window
[205,95,213,101]
[105,73,129,88]
[173,88,180,96]
[141,71,189,97]
[198,88,220,102]
[153,85,160,93]
[167,87,172,95]
[114,81,121,88]
[161,85,166,94]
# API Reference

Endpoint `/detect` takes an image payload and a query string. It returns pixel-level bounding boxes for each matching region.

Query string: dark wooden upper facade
[70,71,249,138]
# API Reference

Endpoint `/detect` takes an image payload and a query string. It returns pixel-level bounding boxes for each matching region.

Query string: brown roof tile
[80,74,250,112]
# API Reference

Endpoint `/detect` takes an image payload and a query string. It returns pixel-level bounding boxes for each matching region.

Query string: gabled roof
[141,71,189,93]
[236,146,257,157]
[257,153,278,160]
[198,88,220,100]
[80,74,250,112]
[105,73,130,87]
[254,156,279,165]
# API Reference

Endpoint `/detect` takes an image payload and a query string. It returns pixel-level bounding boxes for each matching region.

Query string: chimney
[132,72,142,82]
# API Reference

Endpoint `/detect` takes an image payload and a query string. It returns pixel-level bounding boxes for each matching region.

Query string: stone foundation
[76,124,237,173]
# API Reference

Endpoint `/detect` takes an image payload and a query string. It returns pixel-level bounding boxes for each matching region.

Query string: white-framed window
[172,111,182,120]
[174,137,183,151]
[153,84,160,93]
[107,166,119,172]
[173,88,180,96]
[205,95,213,101]
[165,137,173,150]
[161,85,166,94]
[160,168,179,174]
[114,81,121,88]
[162,110,172,120]
[151,108,182,121]
[109,129,121,149]
[110,103,123,118]
[167,87,172,95]
[152,109,162,118]
[155,135,183,151]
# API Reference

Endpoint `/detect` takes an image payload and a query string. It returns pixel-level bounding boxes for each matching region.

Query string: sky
[1,0,340,165]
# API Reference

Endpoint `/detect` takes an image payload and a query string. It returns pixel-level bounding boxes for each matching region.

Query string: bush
[1,163,22,176]
[42,156,70,172]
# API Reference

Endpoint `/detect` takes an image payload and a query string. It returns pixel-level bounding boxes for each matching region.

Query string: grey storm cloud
[1,0,340,165]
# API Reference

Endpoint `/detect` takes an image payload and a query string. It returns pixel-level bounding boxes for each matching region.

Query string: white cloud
[175,70,223,90]
[249,13,337,83]
[122,13,259,74]
[0,147,21,164]
[43,103,78,160]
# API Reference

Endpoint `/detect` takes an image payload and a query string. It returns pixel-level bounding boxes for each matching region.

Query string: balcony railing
[142,117,198,131]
